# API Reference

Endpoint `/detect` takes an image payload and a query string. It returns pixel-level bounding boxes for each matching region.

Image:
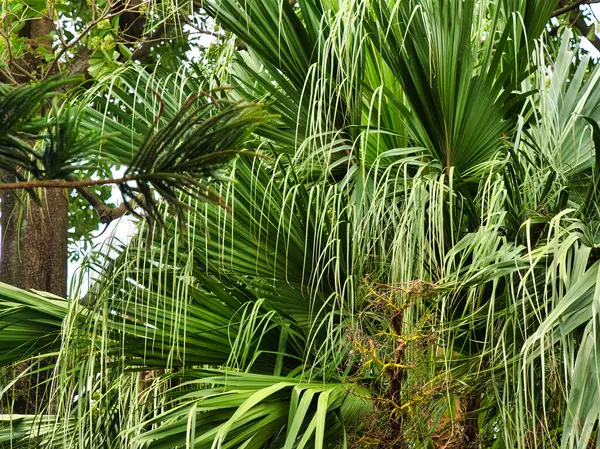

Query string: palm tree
[3,0,600,448]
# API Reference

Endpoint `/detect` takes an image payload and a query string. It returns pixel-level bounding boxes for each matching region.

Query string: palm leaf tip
[121,97,271,220]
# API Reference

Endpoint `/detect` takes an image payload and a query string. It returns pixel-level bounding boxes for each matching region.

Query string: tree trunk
[0,187,68,297]
[0,14,68,297]
[387,309,407,449]
[0,182,68,413]
[463,390,482,448]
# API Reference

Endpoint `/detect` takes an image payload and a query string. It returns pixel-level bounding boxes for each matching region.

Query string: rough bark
[0,14,69,414]
[463,390,482,448]
[1,14,68,296]
[387,309,406,449]
[0,179,68,413]
[0,185,68,297]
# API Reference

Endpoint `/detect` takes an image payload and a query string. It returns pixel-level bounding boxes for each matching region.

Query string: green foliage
[0,284,67,366]
[5,1,600,449]
[0,77,81,181]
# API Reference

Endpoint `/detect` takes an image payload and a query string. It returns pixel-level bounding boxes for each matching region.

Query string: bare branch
[96,200,134,223]
[1,177,138,223]
[572,13,600,53]
[75,185,136,223]
[551,1,600,53]
[552,0,600,18]
[0,176,136,190]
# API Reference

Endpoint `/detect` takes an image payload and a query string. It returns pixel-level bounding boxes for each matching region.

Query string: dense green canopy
[3,0,600,448]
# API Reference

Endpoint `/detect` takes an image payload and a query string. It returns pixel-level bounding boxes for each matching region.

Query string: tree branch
[74,185,134,224]
[573,14,600,52]
[68,47,92,76]
[130,28,166,62]
[0,176,136,190]
[181,18,221,38]
[553,0,600,18]
[551,1,600,53]
[552,0,600,17]
[42,8,131,79]
[1,177,147,223]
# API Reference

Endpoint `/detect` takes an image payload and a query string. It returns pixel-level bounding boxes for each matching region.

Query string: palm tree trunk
[387,309,406,448]
[463,390,481,448]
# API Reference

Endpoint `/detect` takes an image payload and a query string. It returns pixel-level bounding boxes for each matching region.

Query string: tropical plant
[3,0,600,448]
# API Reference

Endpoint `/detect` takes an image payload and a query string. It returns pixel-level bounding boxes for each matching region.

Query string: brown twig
[550,1,600,53]
[0,176,136,190]
[552,0,600,18]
